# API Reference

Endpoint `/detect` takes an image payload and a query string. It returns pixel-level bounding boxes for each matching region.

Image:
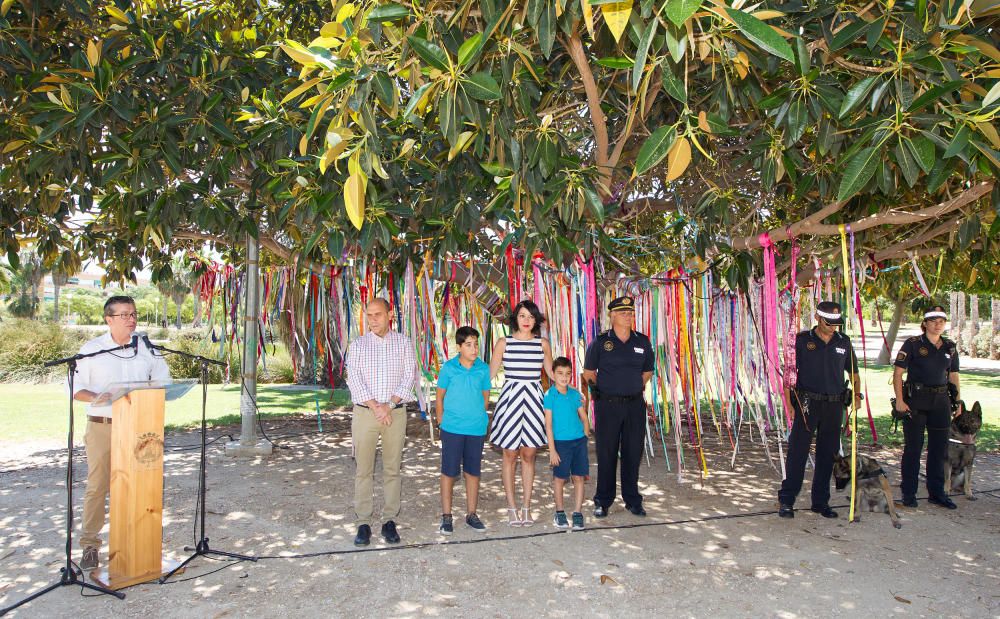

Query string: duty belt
[910,383,949,394]
[796,390,843,402]
[604,393,643,404]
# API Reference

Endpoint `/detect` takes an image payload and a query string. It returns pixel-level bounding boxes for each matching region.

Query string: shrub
[970,326,1000,360]
[260,345,295,383]
[0,319,90,383]
[161,331,234,382]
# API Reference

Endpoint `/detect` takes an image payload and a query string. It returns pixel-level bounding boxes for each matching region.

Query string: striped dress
[489,337,546,449]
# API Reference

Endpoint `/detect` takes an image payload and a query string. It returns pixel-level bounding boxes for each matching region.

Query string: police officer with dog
[893,305,960,510]
[778,301,861,519]
[583,296,655,519]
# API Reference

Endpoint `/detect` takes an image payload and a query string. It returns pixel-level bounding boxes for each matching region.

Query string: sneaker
[465,513,486,532]
[80,546,99,571]
[439,515,453,535]
[571,512,584,531]
[381,520,401,544]
[553,511,569,529]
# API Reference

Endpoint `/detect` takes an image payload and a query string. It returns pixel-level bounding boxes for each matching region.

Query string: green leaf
[457,33,484,67]
[837,146,881,201]
[926,158,953,193]
[905,136,935,174]
[538,0,555,59]
[632,19,657,92]
[907,80,964,113]
[402,82,432,119]
[944,125,970,158]
[830,17,868,51]
[895,141,919,187]
[661,68,687,104]
[368,3,411,21]
[406,35,449,71]
[583,187,606,223]
[838,76,878,119]
[724,8,795,63]
[662,23,686,63]
[596,57,633,69]
[634,125,676,177]
[663,0,702,28]
[462,72,502,101]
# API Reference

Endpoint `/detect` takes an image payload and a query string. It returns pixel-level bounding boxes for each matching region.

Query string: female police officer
[893,305,960,509]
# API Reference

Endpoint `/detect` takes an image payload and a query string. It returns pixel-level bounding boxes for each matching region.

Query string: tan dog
[833,453,902,529]
[945,401,982,501]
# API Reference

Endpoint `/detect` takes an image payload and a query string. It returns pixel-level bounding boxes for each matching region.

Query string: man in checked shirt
[346,298,417,546]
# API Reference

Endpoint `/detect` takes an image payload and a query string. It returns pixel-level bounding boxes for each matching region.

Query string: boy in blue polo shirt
[436,326,493,535]
[544,356,591,531]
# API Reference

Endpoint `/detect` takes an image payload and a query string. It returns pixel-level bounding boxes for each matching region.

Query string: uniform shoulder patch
[906,336,920,343]
[895,350,907,362]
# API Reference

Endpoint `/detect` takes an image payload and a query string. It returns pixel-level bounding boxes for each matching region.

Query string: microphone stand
[146,339,257,583]
[1,343,136,615]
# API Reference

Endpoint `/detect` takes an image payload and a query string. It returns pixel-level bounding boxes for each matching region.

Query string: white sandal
[507,507,522,527]
[521,506,534,527]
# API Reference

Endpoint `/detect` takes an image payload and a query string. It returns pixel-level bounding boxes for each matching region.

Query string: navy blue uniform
[584,329,655,510]
[779,329,857,509]
[895,335,959,499]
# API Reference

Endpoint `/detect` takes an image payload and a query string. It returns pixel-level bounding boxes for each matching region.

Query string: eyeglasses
[109,312,138,320]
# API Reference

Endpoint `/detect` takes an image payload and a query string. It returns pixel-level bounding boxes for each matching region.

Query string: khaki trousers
[80,419,112,549]
[352,405,407,526]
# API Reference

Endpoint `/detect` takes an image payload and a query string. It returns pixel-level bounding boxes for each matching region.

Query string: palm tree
[5,251,46,319]
[156,256,192,329]
[50,258,75,322]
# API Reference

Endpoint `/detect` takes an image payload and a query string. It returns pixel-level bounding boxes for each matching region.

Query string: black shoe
[778,504,794,519]
[593,505,608,518]
[625,504,646,517]
[381,520,401,544]
[354,524,371,546]
[80,546,99,571]
[810,505,838,519]
[928,495,957,510]
[899,495,918,508]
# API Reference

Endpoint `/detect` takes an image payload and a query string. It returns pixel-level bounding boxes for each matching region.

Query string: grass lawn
[0,383,351,443]
[850,364,1000,451]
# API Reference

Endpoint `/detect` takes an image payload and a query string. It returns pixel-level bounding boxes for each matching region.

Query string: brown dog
[945,401,982,501]
[833,453,902,529]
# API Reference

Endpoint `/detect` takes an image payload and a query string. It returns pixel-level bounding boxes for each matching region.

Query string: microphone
[140,333,161,355]
[130,333,140,352]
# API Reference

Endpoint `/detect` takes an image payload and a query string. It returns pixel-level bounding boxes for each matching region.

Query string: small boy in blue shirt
[436,326,493,535]
[544,356,591,531]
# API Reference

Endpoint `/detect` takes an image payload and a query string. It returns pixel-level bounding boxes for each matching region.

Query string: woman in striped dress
[489,300,554,526]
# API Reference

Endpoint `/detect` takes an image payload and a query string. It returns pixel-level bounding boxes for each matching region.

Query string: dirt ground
[1,412,998,618]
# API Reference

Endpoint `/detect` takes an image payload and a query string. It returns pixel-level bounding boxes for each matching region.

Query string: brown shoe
[80,546,99,571]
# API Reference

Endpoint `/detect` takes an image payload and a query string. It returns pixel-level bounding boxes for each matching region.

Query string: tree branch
[565,31,610,190]
[731,180,993,251]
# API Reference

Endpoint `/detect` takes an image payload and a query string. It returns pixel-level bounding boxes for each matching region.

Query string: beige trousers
[80,420,111,549]
[352,405,407,526]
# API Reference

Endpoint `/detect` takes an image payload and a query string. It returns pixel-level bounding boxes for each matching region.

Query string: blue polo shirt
[437,356,492,436]
[543,386,585,441]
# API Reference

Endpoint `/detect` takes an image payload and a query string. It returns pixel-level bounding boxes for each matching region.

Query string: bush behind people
[0,319,90,383]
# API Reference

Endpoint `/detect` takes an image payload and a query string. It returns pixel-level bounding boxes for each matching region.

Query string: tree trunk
[171,292,187,329]
[161,295,169,328]
[992,298,1000,360]
[53,280,61,322]
[876,297,907,365]
[191,284,202,328]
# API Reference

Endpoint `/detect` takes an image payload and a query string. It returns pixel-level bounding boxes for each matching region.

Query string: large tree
[1,0,998,289]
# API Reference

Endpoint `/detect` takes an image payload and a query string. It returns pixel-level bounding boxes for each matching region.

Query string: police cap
[608,296,636,312]
[816,301,844,326]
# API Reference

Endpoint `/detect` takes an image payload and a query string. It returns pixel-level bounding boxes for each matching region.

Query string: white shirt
[345,330,416,406]
[70,333,172,418]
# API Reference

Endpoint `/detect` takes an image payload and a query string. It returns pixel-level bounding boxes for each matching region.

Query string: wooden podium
[91,383,183,589]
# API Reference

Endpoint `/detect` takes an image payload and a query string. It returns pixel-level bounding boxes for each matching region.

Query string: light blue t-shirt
[437,356,492,436]
[544,386,585,441]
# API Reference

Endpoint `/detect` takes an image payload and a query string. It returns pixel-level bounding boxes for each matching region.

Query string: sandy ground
[1,412,998,619]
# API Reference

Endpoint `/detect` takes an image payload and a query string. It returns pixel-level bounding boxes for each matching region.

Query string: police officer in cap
[583,296,655,518]
[778,301,861,519]
[893,305,960,509]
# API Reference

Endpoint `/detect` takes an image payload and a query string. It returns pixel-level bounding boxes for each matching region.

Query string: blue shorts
[440,429,485,477]
[552,437,589,479]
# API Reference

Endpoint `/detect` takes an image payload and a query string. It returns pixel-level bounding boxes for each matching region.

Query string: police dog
[833,453,902,529]
[945,401,982,501]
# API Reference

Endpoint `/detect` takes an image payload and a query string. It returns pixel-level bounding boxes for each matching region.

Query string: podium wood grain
[105,387,167,588]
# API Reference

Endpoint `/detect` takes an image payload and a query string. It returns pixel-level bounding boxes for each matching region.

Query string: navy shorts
[552,437,589,479]
[440,429,485,477]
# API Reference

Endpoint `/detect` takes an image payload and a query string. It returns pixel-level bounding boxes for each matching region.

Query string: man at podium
[70,295,171,571]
